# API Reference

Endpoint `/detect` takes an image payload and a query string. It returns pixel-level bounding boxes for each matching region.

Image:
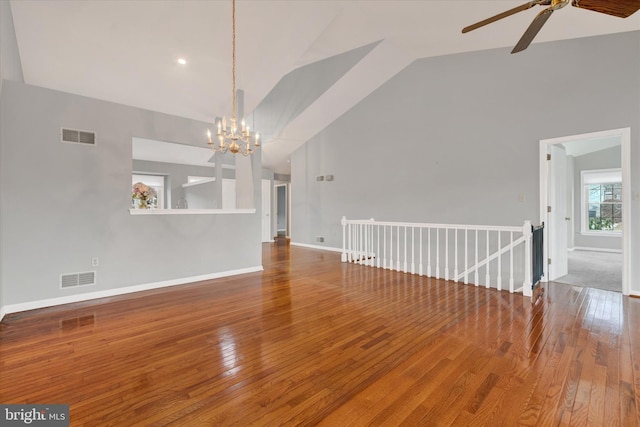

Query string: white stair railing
[341,217,533,297]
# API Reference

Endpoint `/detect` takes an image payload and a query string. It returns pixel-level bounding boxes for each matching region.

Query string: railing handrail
[341,217,523,233]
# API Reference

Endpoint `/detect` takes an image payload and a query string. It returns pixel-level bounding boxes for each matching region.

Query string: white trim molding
[0,266,263,321]
[129,208,256,215]
[572,246,622,254]
[290,242,343,253]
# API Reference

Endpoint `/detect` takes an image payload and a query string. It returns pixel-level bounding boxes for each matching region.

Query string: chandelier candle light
[207,0,260,156]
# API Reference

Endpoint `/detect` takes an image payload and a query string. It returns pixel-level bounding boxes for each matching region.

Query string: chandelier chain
[206,0,259,156]
[231,0,237,121]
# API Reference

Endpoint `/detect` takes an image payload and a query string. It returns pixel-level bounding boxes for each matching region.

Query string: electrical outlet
[316,236,325,243]
[91,257,99,267]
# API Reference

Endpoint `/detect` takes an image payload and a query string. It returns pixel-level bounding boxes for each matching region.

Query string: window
[132,174,166,209]
[581,169,622,233]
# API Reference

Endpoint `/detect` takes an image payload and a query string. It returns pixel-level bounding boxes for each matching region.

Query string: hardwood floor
[1,242,640,426]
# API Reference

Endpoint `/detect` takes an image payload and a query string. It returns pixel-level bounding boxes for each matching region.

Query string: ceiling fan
[462,0,640,53]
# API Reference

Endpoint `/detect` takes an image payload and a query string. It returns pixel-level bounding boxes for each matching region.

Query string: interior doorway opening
[276,184,289,238]
[539,128,630,295]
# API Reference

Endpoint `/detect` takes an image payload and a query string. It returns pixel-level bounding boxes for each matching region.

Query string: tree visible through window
[586,182,622,232]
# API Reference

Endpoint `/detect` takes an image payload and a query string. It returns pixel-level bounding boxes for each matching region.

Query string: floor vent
[60,271,96,288]
[61,128,96,145]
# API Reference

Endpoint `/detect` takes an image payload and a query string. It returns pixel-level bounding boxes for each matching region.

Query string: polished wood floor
[1,242,640,426]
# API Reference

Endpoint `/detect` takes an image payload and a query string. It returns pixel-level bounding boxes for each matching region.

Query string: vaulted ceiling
[8,0,640,172]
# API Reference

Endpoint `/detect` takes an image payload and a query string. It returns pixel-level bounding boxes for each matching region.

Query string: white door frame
[261,179,273,242]
[275,183,289,237]
[539,127,631,295]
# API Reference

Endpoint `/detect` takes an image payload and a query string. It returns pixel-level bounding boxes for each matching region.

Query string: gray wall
[0,1,23,96]
[572,145,622,251]
[0,0,25,312]
[0,81,262,306]
[291,31,640,291]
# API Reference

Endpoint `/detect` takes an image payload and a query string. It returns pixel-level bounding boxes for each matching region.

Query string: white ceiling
[562,135,621,157]
[9,1,640,172]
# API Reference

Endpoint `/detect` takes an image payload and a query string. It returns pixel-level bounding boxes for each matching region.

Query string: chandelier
[207,0,260,156]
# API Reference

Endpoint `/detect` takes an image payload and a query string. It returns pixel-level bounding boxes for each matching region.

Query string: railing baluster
[464,229,468,284]
[411,227,415,275]
[352,224,356,263]
[454,229,459,282]
[445,228,449,281]
[356,224,361,264]
[359,224,362,264]
[383,226,387,269]
[427,228,432,277]
[497,231,502,291]
[353,224,357,263]
[396,225,401,272]
[509,231,514,292]
[360,224,364,264]
[404,226,408,273]
[368,223,372,266]
[341,217,347,262]
[419,228,423,276]
[389,226,393,270]
[348,223,353,262]
[370,222,375,266]
[365,223,370,266]
[377,224,381,268]
[436,228,440,279]
[486,229,490,288]
[474,229,479,286]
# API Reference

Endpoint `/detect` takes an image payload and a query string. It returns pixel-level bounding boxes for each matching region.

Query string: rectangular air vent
[61,128,96,145]
[60,271,96,288]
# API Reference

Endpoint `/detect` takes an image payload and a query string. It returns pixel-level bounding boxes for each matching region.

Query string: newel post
[522,220,533,297]
[341,216,347,262]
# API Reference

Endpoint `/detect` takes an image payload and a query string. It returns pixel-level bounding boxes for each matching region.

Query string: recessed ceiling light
[177,58,187,65]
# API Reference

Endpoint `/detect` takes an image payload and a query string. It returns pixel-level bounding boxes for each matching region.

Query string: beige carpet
[555,250,622,292]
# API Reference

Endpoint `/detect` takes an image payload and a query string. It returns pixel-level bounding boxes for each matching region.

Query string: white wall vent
[60,271,96,288]
[61,128,96,145]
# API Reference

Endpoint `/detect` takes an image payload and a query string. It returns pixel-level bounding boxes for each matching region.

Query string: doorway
[539,128,630,295]
[276,184,289,238]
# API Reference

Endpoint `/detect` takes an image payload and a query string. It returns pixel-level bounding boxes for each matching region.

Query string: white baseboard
[290,242,342,253]
[0,265,263,321]
[572,246,622,254]
[630,290,640,298]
